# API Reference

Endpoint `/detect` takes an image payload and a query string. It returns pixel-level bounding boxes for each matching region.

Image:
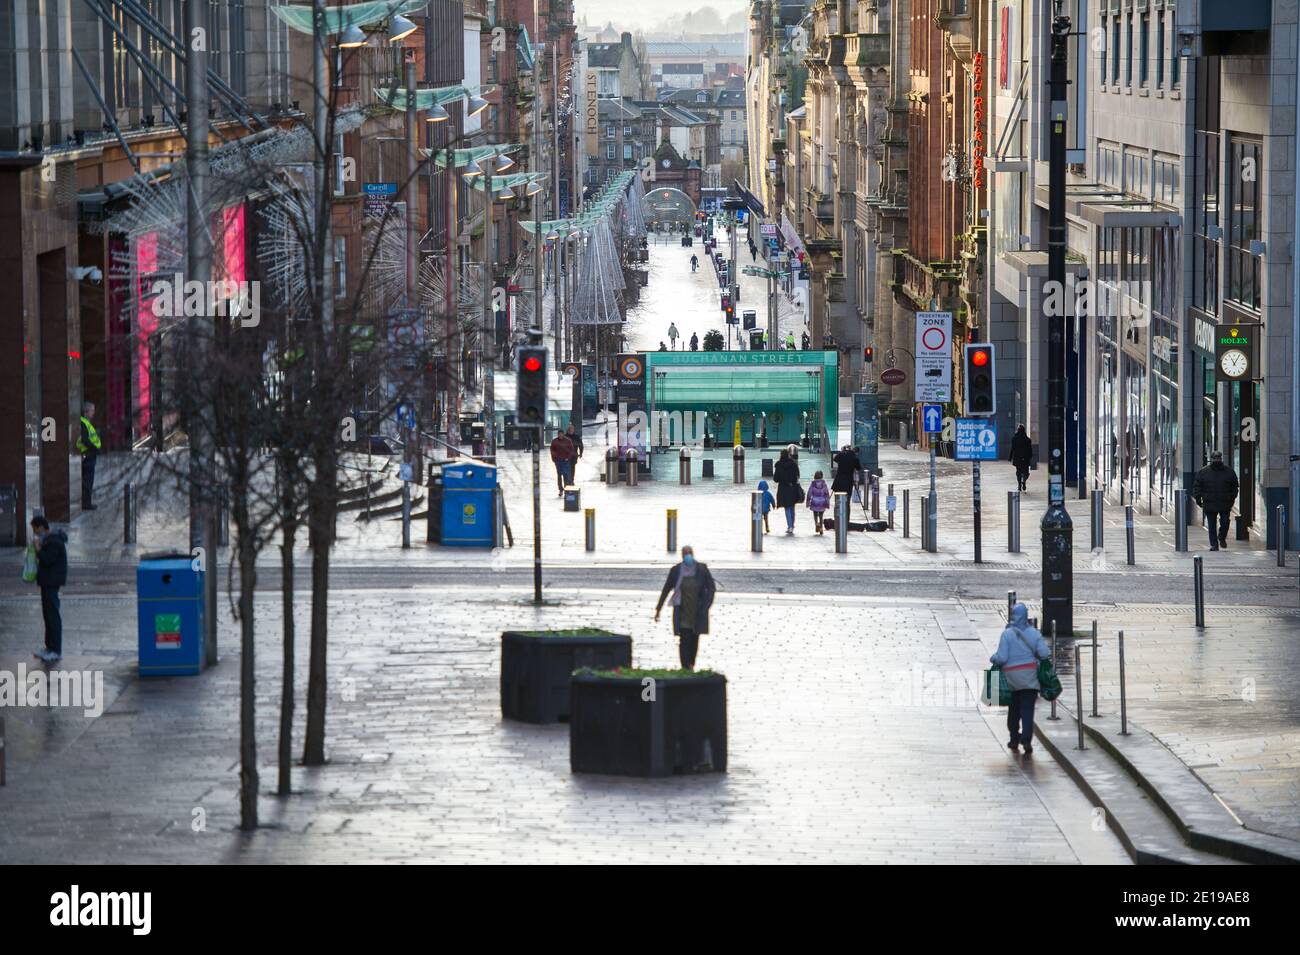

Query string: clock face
[1219,348,1249,379]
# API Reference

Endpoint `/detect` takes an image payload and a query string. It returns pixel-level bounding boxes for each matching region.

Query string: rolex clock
[1214,323,1258,381]
[1218,347,1249,380]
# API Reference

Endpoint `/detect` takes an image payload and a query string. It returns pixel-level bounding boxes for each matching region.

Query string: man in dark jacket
[30,514,68,662]
[654,545,717,670]
[1193,451,1240,550]
[565,422,584,459]
[1008,424,1033,491]
[549,430,576,495]
[831,445,861,495]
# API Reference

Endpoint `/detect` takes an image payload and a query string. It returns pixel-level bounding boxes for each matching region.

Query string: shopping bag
[21,543,37,583]
[1038,658,1063,701]
[981,666,1011,706]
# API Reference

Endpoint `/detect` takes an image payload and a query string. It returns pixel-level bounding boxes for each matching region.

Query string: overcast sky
[573,1,748,33]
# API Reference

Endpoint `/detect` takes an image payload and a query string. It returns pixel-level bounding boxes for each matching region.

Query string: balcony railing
[845,34,890,71]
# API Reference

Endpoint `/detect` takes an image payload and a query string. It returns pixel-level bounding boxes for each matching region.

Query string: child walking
[806,470,831,534]
[756,480,776,533]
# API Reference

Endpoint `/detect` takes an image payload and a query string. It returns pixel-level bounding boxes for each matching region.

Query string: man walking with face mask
[654,546,717,670]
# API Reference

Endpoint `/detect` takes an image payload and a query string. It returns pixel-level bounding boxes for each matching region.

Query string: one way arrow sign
[923,404,943,434]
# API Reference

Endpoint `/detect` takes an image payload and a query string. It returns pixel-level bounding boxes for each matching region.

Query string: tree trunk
[302,447,337,765]
[237,524,259,831]
[278,518,296,796]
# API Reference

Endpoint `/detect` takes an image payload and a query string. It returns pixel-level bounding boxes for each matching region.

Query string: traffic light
[724,303,735,323]
[517,345,548,426]
[964,343,996,416]
[863,345,874,363]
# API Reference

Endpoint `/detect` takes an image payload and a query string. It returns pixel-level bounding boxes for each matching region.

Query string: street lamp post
[1041,5,1075,637]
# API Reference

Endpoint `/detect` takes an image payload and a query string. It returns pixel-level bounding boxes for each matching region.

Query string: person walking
[659,341,668,351]
[689,332,699,351]
[831,444,862,496]
[801,331,810,351]
[806,470,831,535]
[773,446,802,534]
[30,514,68,663]
[549,429,576,495]
[667,322,680,350]
[784,331,796,350]
[1009,424,1033,492]
[77,401,102,510]
[989,603,1051,756]
[690,254,698,272]
[566,422,584,460]
[1193,451,1240,550]
[756,479,776,533]
[654,545,717,671]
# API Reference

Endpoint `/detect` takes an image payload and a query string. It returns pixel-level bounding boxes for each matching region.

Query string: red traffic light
[522,355,543,372]
[970,348,989,367]
[863,346,874,363]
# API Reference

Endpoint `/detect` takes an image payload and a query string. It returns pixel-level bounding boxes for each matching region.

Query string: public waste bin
[137,553,205,676]
[441,462,496,547]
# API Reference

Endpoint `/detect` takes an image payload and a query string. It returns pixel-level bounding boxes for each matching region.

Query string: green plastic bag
[981,665,1011,707]
[21,543,37,584]
[1038,658,1063,701]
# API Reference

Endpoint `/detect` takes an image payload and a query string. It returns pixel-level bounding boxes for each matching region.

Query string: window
[623,144,632,160]
[1156,11,1165,87]
[333,132,346,196]
[1125,12,1133,87]
[1098,142,1122,187]
[1111,17,1121,84]
[1192,131,1220,314]
[1100,16,1108,85]
[1154,154,1179,205]
[623,125,632,136]
[1139,13,1149,86]
[1171,24,1181,87]
[606,143,616,160]
[334,236,347,299]
[1226,135,1263,310]
[606,124,615,139]
[1123,148,1149,198]
[731,110,738,120]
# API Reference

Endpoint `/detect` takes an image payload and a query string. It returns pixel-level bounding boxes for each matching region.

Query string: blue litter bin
[441,462,497,547]
[137,554,205,675]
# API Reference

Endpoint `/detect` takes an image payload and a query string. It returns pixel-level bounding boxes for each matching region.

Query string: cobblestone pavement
[0,584,1128,864]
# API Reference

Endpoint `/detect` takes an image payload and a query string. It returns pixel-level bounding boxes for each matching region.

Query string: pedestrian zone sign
[955,418,998,461]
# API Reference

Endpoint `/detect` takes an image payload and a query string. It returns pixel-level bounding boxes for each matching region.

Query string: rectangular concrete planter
[569,671,727,777]
[500,630,632,724]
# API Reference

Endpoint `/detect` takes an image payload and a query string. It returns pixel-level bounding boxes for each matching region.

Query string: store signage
[971,53,986,190]
[1213,322,1261,381]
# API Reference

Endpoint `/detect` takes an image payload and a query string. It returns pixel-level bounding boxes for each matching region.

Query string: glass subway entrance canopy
[644,350,838,447]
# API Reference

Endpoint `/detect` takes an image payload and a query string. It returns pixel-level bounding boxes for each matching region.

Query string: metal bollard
[605,447,618,484]
[899,421,909,449]
[1074,643,1086,750]
[679,447,692,485]
[1007,590,1017,619]
[1175,490,1188,552]
[927,492,938,553]
[666,509,677,552]
[626,449,639,487]
[733,444,745,484]
[1048,620,1059,722]
[1090,619,1100,718]
[870,477,880,519]
[887,483,895,530]
[1193,554,1205,628]
[123,482,136,545]
[1091,489,1103,550]
[1118,630,1129,735]
[585,507,596,551]
[834,492,849,554]
[1007,490,1021,553]
[401,481,411,549]
[750,490,764,553]
[1125,505,1135,565]
[903,489,910,538]
[1277,505,1287,567]
[920,495,928,550]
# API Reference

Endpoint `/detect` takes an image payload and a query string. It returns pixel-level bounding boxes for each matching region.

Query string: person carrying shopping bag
[988,604,1051,756]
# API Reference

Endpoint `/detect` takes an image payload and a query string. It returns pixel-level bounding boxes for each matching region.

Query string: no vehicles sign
[914,311,952,402]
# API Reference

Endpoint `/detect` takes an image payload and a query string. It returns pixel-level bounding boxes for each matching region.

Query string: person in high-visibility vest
[76,401,102,510]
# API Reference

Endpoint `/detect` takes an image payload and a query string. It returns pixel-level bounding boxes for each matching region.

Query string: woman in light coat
[989,603,1051,756]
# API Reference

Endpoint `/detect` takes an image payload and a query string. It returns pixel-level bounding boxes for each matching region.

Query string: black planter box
[500,630,632,723]
[570,671,727,777]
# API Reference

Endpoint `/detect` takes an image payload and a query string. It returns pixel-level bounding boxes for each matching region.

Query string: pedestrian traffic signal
[517,345,548,426]
[963,343,996,416]
[863,345,874,363]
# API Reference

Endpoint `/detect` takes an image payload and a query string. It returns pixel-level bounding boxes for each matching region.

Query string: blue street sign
[955,418,999,461]
[922,404,943,434]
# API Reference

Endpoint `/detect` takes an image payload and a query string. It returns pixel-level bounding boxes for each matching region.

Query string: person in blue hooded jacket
[756,479,776,533]
[989,603,1051,755]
